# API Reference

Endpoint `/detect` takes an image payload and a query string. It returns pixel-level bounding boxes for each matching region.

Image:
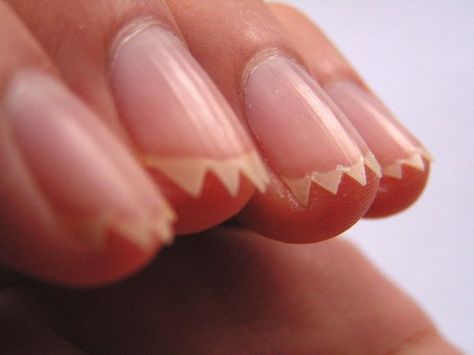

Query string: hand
[0,0,455,353]
[1,228,457,353]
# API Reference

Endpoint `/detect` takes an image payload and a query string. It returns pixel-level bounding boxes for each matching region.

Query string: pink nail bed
[244,54,375,205]
[325,81,431,179]
[3,71,175,248]
[110,22,268,197]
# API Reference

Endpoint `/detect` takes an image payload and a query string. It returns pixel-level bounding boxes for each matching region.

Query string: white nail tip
[143,152,269,198]
[84,203,176,250]
[111,205,176,249]
[281,154,378,206]
[382,148,430,179]
[419,146,433,161]
[345,159,368,186]
[364,153,383,178]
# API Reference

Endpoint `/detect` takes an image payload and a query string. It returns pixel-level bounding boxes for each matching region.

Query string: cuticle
[322,74,371,95]
[108,17,183,71]
[239,47,309,109]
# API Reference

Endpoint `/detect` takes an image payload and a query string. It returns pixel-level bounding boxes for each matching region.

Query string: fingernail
[110,22,268,197]
[244,54,376,206]
[3,71,175,249]
[325,81,431,179]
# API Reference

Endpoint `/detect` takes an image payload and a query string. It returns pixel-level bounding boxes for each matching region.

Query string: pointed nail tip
[159,203,177,246]
[163,201,177,222]
[142,155,203,197]
[364,153,383,178]
[207,166,240,197]
[280,175,311,207]
[114,217,175,251]
[312,172,343,195]
[155,223,175,246]
[415,145,433,162]
[90,204,176,252]
[325,79,433,177]
[142,152,269,198]
[243,152,271,193]
[381,149,430,180]
[407,153,425,170]
[344,158,367,186]
[282,158,376,207]
[383,165,404,179]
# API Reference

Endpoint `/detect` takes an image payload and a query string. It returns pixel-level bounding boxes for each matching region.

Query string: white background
[284,0,474,352]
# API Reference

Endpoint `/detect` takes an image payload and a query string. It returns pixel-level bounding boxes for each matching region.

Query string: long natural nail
[110,22,268,197]
[3,71,175,249]
[325,81,431,179]
[244,54,376,206]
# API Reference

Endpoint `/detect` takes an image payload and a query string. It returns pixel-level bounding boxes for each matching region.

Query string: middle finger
[167,0,381,242]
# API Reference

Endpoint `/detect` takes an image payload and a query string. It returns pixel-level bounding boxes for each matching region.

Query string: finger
[37,228,458,353]
[7,0,269,235]
[0,2,174,286]
[166,0,381,243]
[270,3,432,218]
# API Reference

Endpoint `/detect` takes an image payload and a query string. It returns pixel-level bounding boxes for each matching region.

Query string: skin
[7,0,381,246]
[0,0,457,353]
[6,0,259,237]
[269,4,430,218]
[0,229,458,353]
[166,0,380,242]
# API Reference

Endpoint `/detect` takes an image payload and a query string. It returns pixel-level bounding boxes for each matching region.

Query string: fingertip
[237,168,379,243]
[365,159,430,218]
[54,230,163,287]
[150,169,259,235]
[0,70,176,287]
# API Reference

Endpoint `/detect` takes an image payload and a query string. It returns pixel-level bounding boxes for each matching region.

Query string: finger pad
[237,170,379,243]
[150,170,256,234]
[365,161,430,218]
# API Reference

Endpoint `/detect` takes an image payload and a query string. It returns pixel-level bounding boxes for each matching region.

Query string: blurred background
[283,0,474,352]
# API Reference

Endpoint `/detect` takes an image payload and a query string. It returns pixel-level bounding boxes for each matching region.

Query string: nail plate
[244,54,377,206]
[110,22,268,197]
[3,71,175,249]
[325,81,431,179]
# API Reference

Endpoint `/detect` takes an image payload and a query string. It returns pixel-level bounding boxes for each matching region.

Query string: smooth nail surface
[111,22,268,197]
[244,54,376,205]
[3,71,175,249]
[325,81,431,179]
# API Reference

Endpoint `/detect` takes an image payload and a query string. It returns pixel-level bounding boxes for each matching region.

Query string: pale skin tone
[0,0,459,353]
